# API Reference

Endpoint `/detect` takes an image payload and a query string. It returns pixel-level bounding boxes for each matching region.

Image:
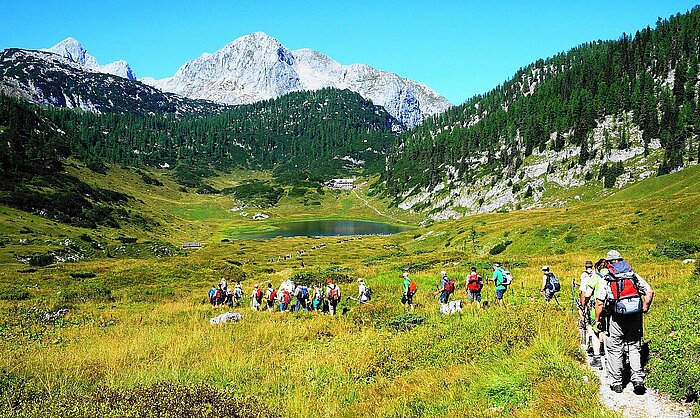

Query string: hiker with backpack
[266,283,277,311]
[357,278,370,303]
[312,284,323,312]
[251,284,263,311]
[279,288,292,312]
[594,250,654,395]
[326,279,341,316]
[492,263,509,306]
[540,266,561,303]
[466,267,483,306]
[435,271,454,305]
[234,282,243,306]
[208,285,217,306]
[580,259,606,369]
[401,272,417,311]
[294,284,310,312]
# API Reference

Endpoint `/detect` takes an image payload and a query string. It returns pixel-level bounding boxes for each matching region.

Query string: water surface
[232,219,410,239]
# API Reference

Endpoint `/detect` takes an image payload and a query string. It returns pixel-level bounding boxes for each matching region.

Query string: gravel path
[589,356,692,418]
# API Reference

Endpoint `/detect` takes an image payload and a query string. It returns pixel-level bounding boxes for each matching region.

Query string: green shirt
[403,278,411,294]
[493,268,506,291]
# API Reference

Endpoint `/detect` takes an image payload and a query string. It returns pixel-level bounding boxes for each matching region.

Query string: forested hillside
[44,88,400,180]
[382,7,700,215]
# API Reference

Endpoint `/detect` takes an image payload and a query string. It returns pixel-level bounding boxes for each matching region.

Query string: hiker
[326,279,341,316]
[214,285,224,306]
[492,263,507,306]
[300,259,305,268]
[251,284,263,311]
[540,265,561,303]
[224,287,234,307]
[219,277,228,291]
[234,282,243,306]
[208,285,217,306]
[295,283,310,312]
[595,250,654,395]
[266,283,277,311]
[357,278,369,303]
[312,284,323,312]
[280,288,291,312]
[435,271,454,305]
[401,272,417,311]
[580,260,605,369]
[466,267,483,306]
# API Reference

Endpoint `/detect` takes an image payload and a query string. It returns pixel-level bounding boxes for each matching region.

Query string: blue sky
[1,1,698,104]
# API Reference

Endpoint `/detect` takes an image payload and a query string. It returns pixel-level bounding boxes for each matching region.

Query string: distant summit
[43,37,137,80]
[140,32,451,127]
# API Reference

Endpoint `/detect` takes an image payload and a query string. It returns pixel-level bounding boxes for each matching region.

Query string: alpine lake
[228,219,411,240]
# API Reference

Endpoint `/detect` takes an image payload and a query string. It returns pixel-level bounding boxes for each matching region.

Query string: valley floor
[1,166,699,417]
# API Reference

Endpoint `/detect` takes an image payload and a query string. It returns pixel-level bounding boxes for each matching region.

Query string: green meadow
[1,163,699,417]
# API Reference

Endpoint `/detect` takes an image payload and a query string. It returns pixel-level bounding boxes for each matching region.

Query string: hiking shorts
[439,290,449,304]
[468,290,481,303]
[401,292,413,305]
[544,288,554,301]
[495,288,506,300]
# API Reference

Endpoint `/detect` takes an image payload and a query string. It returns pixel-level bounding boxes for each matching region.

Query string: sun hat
[402,272,409,278]
[541,265,550,271]
[585,260,593,268]
[605,250,622,261]
[440,270,447,276]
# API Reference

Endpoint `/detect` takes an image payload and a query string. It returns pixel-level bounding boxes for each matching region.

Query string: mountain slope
[0,48,223,115]
[141,32,451,127]
[382,7,700,219]
[42,37,137,80]
[43,88,400,179]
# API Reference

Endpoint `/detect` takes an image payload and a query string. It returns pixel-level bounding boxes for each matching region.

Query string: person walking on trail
[492,263,507,306]
[295,284,310,312]
[251,284,263,311]
[466,267,483,306]
[435,271,454,305]
[581,260,605,369]
[326,279,341,316]
[540,266,561,303]
[234,282,243,306]
[577,261,595,348]
[266,283,277,312]
[208,285,217,306]
[312,284,323,313]
[402,272,417,311]
[357,278,369,303]
[595,250,654,395]
[279,288,291,312]
[219,277,228,292]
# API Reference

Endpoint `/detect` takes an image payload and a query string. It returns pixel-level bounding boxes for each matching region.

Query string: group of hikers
[207,248,654,395]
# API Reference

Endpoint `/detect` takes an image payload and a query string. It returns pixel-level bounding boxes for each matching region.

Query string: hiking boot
[589,356,602,369]
[610,384,624,393]
[633,382,646,395]
[586,345,594,356]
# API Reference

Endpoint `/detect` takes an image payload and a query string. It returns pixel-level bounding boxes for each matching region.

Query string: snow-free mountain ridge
[43,37,137,80]
[140,32,451,127]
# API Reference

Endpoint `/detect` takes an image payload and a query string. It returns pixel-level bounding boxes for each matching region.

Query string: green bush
[28,253,55,267]
[0,285,30,300]
[490,240,513,255]
[69,271,97,279]
[386,313,426,332]
[652,240,700,259]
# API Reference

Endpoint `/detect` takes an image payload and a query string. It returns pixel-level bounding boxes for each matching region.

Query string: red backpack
[467,273,483,292]
[408,280,417,294]
[605,261,642,315]
[282,291,290,304]
[445,279,455,294]
[329,286,339,302]
[255,288,263,301]
[269,290,277,302]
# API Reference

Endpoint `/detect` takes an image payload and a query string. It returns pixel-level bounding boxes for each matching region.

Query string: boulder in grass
[440,300,463,315]
[210,312,243,324]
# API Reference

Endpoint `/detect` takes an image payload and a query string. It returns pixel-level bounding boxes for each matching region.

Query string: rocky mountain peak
[42,37,137,80]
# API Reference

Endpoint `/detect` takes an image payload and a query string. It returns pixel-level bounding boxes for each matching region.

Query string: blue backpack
[300,286,309,299]
[546,273,561,292]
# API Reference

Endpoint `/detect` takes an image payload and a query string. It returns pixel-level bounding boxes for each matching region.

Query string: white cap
[441,270,447,276]
[606,250,622,261]
[542,265,550,271]
[402,272,409,278]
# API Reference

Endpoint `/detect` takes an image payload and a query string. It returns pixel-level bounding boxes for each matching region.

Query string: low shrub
[0,285,30,301]
[652,240,700,259]
[28,253,55,267]
[69,271,97,279]
[60,283,114,304]
[385,313,426,332]
[489,240,513,255]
